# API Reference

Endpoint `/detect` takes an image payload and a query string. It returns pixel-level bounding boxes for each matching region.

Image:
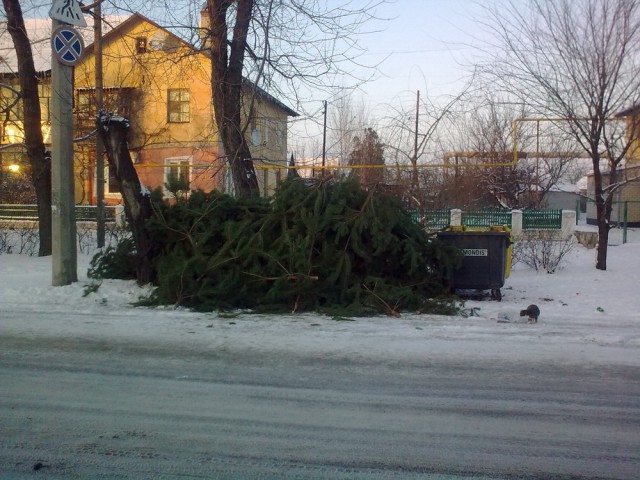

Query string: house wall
[244,95,290,196]
[540,191,582,211]
[73,15,292,203]
[74,18,223,204]
[586,166,640,227]
[623,114,640,167]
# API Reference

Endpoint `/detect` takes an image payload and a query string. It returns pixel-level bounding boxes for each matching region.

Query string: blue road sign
[51,25,84,67]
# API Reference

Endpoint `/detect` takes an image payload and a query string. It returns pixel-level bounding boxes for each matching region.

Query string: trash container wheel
[491,288,502,302]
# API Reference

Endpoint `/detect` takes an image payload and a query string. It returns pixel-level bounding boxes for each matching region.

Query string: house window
[167,89,190,123]
[93,162,121,200]
[136,37,147,54]
[38,83,50,122]
[76,88,134,137]
[107,162,121,194]
[262,119,269,144]
[164,156,191,195]
[251,117,269,146]
[274,120,285,149]
[0,87,22,122]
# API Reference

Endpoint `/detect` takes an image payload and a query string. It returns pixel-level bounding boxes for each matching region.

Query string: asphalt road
[1,318,639,479]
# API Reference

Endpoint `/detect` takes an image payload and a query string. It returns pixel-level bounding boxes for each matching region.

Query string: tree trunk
[97,114,156,285]
[594,189,609,271]
[207,0,260,197]
[592,159,612,271]
[3,0,52,256]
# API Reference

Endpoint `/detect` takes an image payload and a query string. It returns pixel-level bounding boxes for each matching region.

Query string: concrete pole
[94,1,105,248]
[51,19,78,285]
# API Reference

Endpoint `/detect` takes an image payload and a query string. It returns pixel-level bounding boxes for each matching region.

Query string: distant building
[541,183,584,212]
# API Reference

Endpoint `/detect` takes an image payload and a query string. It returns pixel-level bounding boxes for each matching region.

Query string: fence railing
[522,209,562,230]
[423,209,450,230]
[462,209,512,228]
[417,207,576,239]
[0,204,119,222]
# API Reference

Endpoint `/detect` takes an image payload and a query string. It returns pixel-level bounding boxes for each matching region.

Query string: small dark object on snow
[33,462,45,471]
[520,304,540,323]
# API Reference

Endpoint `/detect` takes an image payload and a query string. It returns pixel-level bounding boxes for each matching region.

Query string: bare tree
[478,0,640,270]
[204,0,259,197]
[97,113,156,285]
[328,91,370,169]
[348,127,384,187]
[1,0,51,256]
[447,98,578,209]
[199,0,383,196]
[380,89,465,195]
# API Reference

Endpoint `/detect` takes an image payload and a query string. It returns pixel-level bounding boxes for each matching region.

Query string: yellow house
[585,104,640,227]
[616,104,640,166]
[0,20,52,192]
[75,13,298,204]
[0,14,297,204]
[0,70,51,187]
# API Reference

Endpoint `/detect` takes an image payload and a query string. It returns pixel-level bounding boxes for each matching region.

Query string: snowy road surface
[1,308,639,479]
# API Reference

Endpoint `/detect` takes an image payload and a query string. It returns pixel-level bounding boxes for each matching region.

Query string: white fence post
[511,210,523,239]
[450,209,462,227]
[561,210,576,238]
[115,205,126,227]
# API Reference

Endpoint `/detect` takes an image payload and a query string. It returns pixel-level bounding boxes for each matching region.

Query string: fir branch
[363,283,401,318]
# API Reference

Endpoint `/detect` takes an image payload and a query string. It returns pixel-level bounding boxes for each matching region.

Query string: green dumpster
[437,227,511,301]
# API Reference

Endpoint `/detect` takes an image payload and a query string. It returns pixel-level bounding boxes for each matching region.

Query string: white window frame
[274,120,285,149]
[163,156,192,196]
[167,88,190,123]
[93,163,122,200]
[251,117,271,146]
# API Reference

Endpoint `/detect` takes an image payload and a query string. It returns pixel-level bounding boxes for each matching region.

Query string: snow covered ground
[1,226,639,368]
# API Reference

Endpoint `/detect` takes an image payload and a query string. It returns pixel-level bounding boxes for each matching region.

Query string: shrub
[512,232,576,273]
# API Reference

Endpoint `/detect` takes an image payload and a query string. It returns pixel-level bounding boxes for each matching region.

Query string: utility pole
[50,0,86,285]
[412,90,420,189]
[51,18,79,285]
[535,119,540,208]
[321,100,327,176]
[94,1,105,247]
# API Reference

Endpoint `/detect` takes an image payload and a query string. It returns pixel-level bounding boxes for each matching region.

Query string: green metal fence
[0,205,37,220]
[75,205,118,222]
[522,209,562,230]
[424,209,450,229]
[0,204,118,222]
[461,209,512,228]
[585,199,640,244]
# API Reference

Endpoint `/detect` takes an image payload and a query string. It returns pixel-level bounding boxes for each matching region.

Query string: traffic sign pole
[51,17,78,286]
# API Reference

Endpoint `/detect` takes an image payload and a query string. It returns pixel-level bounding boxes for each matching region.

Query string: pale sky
[289,0,497,156]
[354,0,488,104]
